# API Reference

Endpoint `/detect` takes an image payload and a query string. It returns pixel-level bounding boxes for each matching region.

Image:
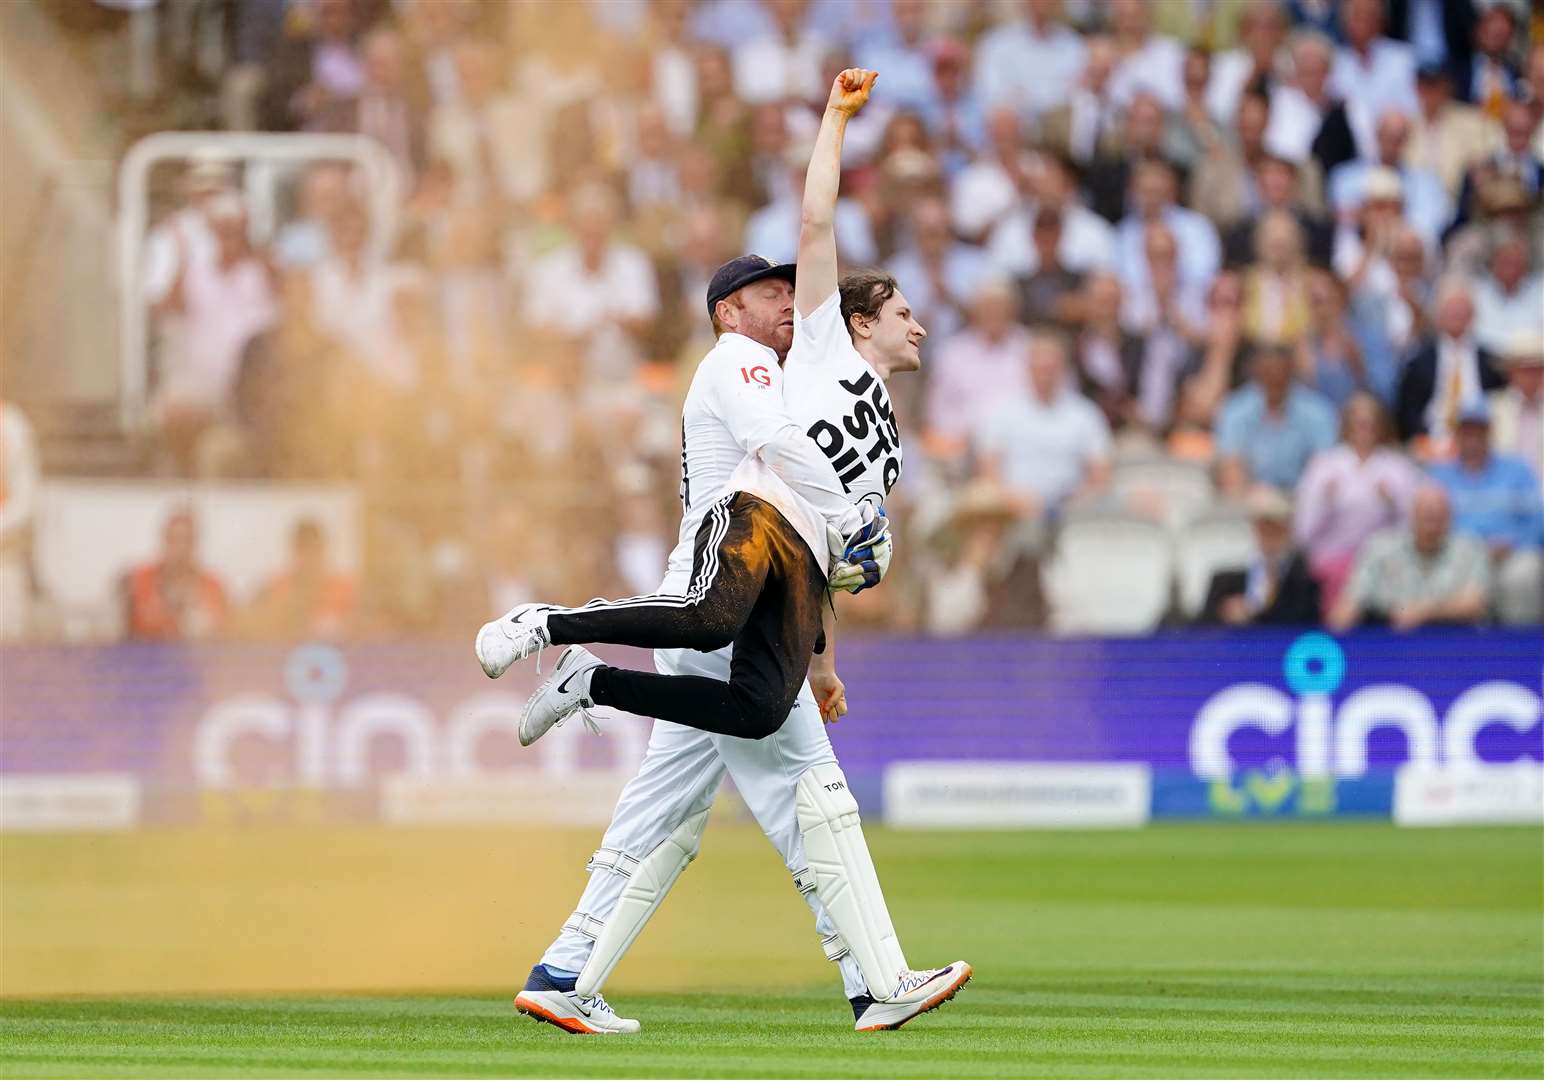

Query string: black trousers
[544,493,826,740]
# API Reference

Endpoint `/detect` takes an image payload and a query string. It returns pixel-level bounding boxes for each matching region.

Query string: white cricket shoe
[475,603,552,679]
[519,645,605,746]
[515,965,640,1035]
[852,961,972,1031]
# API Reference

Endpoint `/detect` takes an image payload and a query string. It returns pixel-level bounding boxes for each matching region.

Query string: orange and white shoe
[514,964,640,1035]
[851,961,972,1031]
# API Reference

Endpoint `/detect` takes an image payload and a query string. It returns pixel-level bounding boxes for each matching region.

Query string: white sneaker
[515,965,640,1035]
[475,603,552,679]
[519,645,605,746]
[852,961,972,1032]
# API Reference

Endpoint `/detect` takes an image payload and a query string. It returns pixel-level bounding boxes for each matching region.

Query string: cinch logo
[1189,633,1542,779]
[742,365,771,387]
[192,645,648,789]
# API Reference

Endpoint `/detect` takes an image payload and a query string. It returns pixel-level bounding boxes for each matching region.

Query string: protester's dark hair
[839,269,899,336]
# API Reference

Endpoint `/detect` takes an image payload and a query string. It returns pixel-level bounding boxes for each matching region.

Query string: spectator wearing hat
[1328,108,1451,247]
[1393,279,1506,445]
[1454,99,1544,226]
[1405,63,1502,199]
[1294,392,1421,611]
[1200,486,1320,626]
[1332,168,1409,313]
[1487,333,1544,491]
[1215,343,1338,495]
[1327,485,1490,632]
[1426,401,1543,625]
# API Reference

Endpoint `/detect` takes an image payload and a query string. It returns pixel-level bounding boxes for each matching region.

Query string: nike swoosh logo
[558,668,585,694]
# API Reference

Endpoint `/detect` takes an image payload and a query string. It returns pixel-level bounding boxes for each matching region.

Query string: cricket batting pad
[575,807,709,998]
[795,762,907,1000]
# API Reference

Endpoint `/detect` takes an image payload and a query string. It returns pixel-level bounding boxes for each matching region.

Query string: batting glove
[828,506,892,594]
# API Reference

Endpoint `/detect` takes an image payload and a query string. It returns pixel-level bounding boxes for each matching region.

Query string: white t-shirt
[667,329,859,586]
[975,390,1111,506]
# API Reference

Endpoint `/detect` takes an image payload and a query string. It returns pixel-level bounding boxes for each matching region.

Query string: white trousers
[540,643,869,999]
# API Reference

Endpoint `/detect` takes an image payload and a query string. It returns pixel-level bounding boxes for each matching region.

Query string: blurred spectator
[1215,343,1338,495]
[950,106,1033,244]
[0,400,38,642]
[1106,0,1185,111]
[1165,49,1223,173]
[1190,90,1273,228]
[1115,157,1220,292]
[1200,486,1320,627]
[1328,109,1451,246]
[242,519,356,641]
[853,0,933,112]
[1221,155,1332,269]
[1328,485,1490,631]
[1392,280,1505,445]
[1487,334,1544,491]
[1426,404,1543,625]
[1241,212,1311,347]
[744,156,877,266]
[1329,0,1418,146]
[1121,223,1203,430]
[1294,393,1421,611]
[921,38,986,176]
[429,40,528,208]
[222,0,288,130]
[1037,33,1119,167]
[263,0,365,132]
[1299,269,1379,407]
[123,510,229,641]
[973,0,1086,120]
[1072,272,1144,431]
[319,26,426,191]
[1406,64,1502,199]
[612,463,672,598]
[1015,209,1084,329]
[525,183,661,377]
[1454,99,1543,225]
[152,192,278,476]
[274,161,351,270]
[1180,271,1250,425]
[1269,31,1358,177]
[1456,0,1524,114]
[973,332,1112,524]
[1332,168,1410,318]
[1085,91,1168,223]
[1471,228,1542,355]
[646,0,699,138]
[143,157,235,311]
[886,197,986,344]
[309,201,417,396]
[1205,0,1287,126]
[988,151,1115,278]
[925,277,1031,461]
[732,0,827,106]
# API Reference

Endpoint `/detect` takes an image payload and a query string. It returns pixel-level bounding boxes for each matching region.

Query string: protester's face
[866,289,927,373]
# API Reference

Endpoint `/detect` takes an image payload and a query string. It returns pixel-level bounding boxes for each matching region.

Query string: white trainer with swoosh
[519,645,606,746]
[851,961,973,1031]
[475,603,553,679]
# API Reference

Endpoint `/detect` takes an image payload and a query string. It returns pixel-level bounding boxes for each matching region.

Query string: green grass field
[3,824,1541,1079]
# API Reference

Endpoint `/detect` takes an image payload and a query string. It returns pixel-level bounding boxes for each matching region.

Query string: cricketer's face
[721,278,795,355]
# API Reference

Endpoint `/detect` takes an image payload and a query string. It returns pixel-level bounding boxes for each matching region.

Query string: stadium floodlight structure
[115,131,402,428]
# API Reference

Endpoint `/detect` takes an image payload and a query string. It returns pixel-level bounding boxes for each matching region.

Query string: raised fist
[826,68,877,116]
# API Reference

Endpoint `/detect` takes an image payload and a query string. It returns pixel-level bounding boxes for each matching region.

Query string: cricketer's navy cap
[706,255,796,319]
[1456,402,1492,426]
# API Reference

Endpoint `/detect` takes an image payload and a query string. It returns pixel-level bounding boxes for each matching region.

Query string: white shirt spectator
[311,258,418,392]
[1107,33,1186,111]
[976,389,1112,507]
[143,206,218,305]
[1473,273,1544,356]
[987,204,1117,276]
[949,153,1033,241]
[743,195,877,266]
[525,242,661,376]
[1326,162,1452,245]
[1115,208,1220,289]
[973,19,1087,117]
[732,30,829,105]
[1294,443,1421,566]
[926,325,1032,444]
[1207,49,1273,125]
[1330,40,1417,128]
[160,255,276,414]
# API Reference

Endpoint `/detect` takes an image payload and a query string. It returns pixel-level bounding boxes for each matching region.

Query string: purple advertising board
[1,631,1540,825]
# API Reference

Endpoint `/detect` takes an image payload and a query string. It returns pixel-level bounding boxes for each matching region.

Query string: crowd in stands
[7,0,1542,642]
